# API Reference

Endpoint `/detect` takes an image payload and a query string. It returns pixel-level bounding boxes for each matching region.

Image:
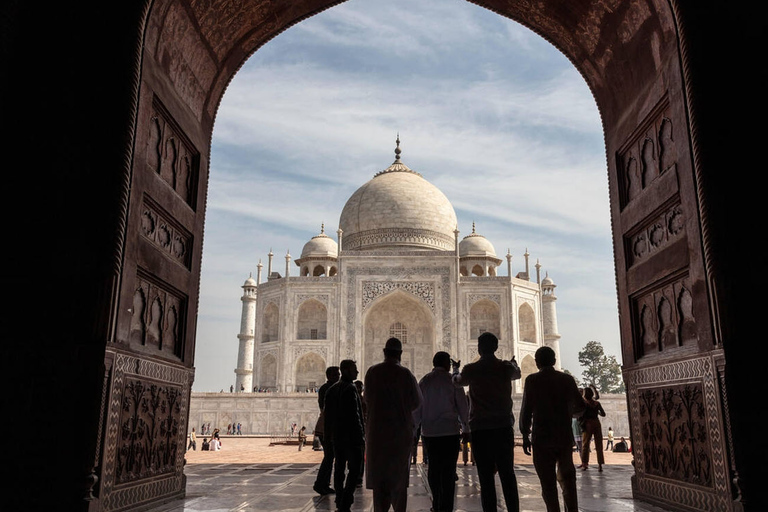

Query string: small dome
[459,223,497,258]
[542,274,555,286]
[300,225,338,259]
[243,274,257,287]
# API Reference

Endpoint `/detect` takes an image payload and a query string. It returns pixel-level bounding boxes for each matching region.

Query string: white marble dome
[243,275,257,287]
[339,140,458,251]
[300,226,338,259]
[459,224,497,258]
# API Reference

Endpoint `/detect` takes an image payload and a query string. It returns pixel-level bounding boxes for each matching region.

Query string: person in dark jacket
[324,359,365,512]
[313,365,340,495]
[520,346,585,512]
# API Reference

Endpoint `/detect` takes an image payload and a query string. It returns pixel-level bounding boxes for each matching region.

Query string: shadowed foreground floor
[148,437,670,512]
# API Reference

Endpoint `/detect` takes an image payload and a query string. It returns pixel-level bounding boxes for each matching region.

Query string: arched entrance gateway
[2,2,762,511]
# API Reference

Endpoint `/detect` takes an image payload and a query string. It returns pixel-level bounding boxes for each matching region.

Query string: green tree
[578,340,625,394]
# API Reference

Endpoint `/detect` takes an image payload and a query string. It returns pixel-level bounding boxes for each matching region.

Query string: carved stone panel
[100,352,191,511]
[626,202,686,267]
[618,98,677,209]
[130,270,187,360]
[625,356,729,512]
[140,196,193,269]
[146,96,199,208]
[631,273,698,360]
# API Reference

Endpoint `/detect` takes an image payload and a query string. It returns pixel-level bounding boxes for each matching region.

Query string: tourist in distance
[364,337,422,512]
[313,365,340,496]
[578,385,606,471]
[413,351,469,512]
[187,427,197,451]
[324,360,366,512]
[606,426,614,451]
[201,437,210,451]
[520,346,585,512]
[298,426,307,451]
[452,332,521,512]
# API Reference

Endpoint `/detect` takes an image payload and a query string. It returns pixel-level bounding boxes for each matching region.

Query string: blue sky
[193,0,621,392]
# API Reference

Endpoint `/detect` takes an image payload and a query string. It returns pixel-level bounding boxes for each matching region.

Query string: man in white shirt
[210,437,221,451]
[414,351,469,512]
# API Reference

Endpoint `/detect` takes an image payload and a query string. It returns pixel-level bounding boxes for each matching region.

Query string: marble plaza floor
[148,437,671,512]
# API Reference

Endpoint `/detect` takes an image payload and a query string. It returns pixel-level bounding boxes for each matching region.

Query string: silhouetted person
[453,332,521,512]
[364,337,422,512]
[613,437,629,452]
[324,360,365,512]
[313,365,340,495]
[187,427,197,451]
[520,346,585,512]
[579,386,606,471]
[354,379,366,487]
[414,351,469,512]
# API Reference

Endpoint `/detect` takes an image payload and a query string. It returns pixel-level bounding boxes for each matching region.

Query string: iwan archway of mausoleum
[3,1,761,512]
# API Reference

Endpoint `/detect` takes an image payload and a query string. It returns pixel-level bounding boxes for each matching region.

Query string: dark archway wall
[0,1,763,512]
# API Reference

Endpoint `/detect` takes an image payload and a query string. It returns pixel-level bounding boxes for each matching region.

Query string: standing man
[187,427,197,451]
[520,346,585,512]
[313,365,340,495]
[453,332,521,512]
[324,360,366,512]
[364,337,422,512]
[414,351,469,512]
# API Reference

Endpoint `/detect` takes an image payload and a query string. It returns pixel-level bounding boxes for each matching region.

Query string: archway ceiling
[147,0,674,132]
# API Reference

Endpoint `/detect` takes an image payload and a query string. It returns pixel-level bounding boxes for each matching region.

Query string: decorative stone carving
[618,97,676,209]
[140,197,192,269]
[130,272,186,359]
[467,293,501,306]
[628,204,686,266]
[346,267,452,356]
[625,356,728,512]
[632,275,698,359]
[296,294,329,306]
[344,227,455,252]
[100,353,190,510]
[362,281,435,312]
[146,96,199,207]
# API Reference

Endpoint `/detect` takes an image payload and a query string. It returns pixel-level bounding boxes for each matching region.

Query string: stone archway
[4,2,761,512]
[362,290,435,380]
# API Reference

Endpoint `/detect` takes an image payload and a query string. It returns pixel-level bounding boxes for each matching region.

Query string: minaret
[524,248,530,281]
[256,259,263,284]
[535,259,542,284]
[235,274,257,392]
[541,272,562,370]
[285,250,291,277]
[267,248,274,276]
[506,249,512,279]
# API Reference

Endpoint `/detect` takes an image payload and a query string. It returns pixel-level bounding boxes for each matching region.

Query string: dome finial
[321,222,325,234]
[394,133,401,162]
[472,221,476,234]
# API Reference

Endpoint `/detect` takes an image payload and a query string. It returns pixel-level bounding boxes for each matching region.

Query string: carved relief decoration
[100,353,191,511]
[343,227,454,251]
[632,274,698,359]
[618,98,676,208]
[130,270,186,360]
[347,267,451,358]
[467,293,501,306]
[141,197,192,269]
[146,96,199,207]
[292,346,330,362]
[296,294,329,306]
[625,357,728,511]
[362,281,435,312]
[627,203,685,266]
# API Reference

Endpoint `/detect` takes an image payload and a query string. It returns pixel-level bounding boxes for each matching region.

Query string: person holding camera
[452,332,521,512]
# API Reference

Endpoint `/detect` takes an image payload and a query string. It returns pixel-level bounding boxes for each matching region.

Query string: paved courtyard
[149,436,671,512]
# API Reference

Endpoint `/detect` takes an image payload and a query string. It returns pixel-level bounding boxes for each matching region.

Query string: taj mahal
[232,138,563,393]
